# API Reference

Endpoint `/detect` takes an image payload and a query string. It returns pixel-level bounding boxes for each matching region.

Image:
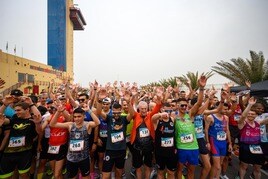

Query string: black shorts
[31,140,38,157]
[239,143,265,165]
[67,157,90,178]
[48,143,68,161]
[155,152,177,171]
[39,137,50,159]
[132,146,153,168]
[102,150,126,172]
[197,138,209,155]
[0,150,32,177]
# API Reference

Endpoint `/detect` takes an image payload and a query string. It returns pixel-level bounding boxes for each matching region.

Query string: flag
[14,45,16,54]
[6,42,8,51]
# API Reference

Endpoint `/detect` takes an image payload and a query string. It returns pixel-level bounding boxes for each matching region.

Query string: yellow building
[0,0,86,97]
[0,49,69,96]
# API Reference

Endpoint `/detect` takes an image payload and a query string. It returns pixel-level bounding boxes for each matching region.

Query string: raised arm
[237,97,256,129]
[49,105,71,129]
[87,109,100,130]
[189,75,207,118]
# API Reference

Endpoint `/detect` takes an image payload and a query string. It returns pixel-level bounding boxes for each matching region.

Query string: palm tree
[211,51,268,86]
[177,71,214,90]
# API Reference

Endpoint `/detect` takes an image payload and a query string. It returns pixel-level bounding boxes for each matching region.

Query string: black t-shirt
[4,114,38,153]
[106,115,129,151]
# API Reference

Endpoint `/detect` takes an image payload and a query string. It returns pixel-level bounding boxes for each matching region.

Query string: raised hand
[2,95,15,106]
[98,88,107,100]
[198,75,207,88]
[248,96,256,105]
[130,86,138,97]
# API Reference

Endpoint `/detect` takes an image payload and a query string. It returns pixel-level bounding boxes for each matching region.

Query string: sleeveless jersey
[155,117,175,156]
[175,114,198,150]
[67,123,90,162]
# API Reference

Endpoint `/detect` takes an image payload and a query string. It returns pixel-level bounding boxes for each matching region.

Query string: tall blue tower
[47,0,86,78]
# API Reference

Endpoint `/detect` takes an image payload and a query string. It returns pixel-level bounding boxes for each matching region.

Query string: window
[18,73,26,83]
[28,74,34,83]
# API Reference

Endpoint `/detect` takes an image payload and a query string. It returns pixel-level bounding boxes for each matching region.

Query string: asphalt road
[41,153,268,179]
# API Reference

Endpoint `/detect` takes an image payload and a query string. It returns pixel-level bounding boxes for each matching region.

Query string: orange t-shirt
[130,103,162,144]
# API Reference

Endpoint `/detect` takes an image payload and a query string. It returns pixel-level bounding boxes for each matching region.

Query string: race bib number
[100,130,108,138]
[195,126,203,134]
[234,114,241,121]
[217,131,226,141]
[180,134,193,143]
[8,136,25,147]
[139,128,150,138]
[47,145,60,154]
[249,145,263,154]
[111,131,124,143]
[69,140,84,152]
[161,137,174,147]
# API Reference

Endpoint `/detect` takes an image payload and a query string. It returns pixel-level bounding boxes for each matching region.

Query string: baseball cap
[10,89,23,96]
[102,97,111,103]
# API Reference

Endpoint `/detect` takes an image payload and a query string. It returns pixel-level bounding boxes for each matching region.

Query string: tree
[177,71,213,90]
[211,51,268,86]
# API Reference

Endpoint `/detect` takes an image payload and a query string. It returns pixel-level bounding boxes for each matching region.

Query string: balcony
[69,7,87,30]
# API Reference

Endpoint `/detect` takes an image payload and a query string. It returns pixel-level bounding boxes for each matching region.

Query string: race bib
[8,136,25,147]
[161,137,174,147]
[48,145,60,154]
[111,131,124,143]
[180,134,193,143]
[69,140,84,152]
[139,128,150,138]
[100,130,108,138]
[217,131,226,141]
[234,114,241,121]
[249,145,263,154]
[195,126,203,134]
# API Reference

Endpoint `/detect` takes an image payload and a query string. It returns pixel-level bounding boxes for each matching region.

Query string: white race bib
[100,130,108,138]
[180,134,193,143]
[139,128,150,138]
[8,136,25,147]
[249,145,263,154]
[48,145,60,154]
[217,131,226,141]
[161,137,174,147]
[111,131,124,143]
[69,140,84,152]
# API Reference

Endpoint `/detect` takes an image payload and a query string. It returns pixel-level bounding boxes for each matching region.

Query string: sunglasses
[78,99,86,102]
[171,105,176,107]
[113,112,121,115]
[180,104,188,108]
[164,110,172,113]
[59,98,66,101]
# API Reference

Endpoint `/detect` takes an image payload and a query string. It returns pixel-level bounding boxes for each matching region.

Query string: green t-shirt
[121,112,133,136]
[175,114,198,150]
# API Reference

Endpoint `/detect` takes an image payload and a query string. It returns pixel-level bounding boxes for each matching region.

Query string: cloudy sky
[1,0,268,87]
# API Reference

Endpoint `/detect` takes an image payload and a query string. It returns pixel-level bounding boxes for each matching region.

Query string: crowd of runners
[0,76,267,179]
